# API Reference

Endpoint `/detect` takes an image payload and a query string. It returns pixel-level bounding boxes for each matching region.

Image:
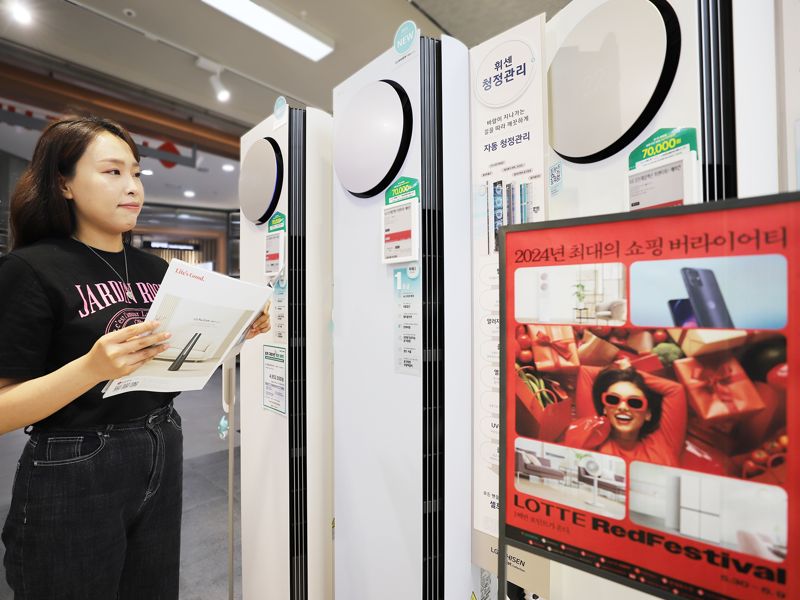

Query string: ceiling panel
[413,0,571,46]
[0,0,445,123]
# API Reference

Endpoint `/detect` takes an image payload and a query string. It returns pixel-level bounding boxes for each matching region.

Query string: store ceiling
[0,0,571,210]
[0,0,570,123]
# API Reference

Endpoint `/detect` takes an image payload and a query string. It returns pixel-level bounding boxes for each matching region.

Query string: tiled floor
[0,366,242,599]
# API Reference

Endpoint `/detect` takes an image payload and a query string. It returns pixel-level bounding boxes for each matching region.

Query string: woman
[0,116,270,598]
[571,364,687,466]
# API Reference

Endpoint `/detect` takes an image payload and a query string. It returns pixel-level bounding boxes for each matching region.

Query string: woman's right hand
[86,320,171,382]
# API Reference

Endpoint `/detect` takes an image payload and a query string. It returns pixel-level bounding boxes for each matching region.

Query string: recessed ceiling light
[183,190,196,198]
[141,169,154,176]
[201,0,333,62]
[9,2,33,25]
[222,164,235,172]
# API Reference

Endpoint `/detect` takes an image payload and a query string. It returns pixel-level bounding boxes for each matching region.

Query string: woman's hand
[86,320,171,381]
[245,302,271,340]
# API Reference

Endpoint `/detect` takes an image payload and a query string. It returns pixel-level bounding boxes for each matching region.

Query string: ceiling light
[183,190,196,198]
[222,164,235,172]
[9,2,33,25]
[141,169,154,176]
[201,0,333,62]
[209,73,230,102]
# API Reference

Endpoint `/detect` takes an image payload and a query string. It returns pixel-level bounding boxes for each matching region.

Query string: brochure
[102,259,272,398]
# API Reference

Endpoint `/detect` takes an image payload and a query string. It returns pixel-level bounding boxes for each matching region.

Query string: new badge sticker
[394,20,417,56]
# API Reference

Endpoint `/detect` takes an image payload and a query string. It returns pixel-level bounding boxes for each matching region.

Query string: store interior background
[0,0,797,599]
[0,2,567,598]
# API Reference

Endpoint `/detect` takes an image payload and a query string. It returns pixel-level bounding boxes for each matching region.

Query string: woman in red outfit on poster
[569,363,687,466]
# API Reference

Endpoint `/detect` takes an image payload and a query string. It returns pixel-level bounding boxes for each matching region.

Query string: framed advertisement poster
[499,193,798,599]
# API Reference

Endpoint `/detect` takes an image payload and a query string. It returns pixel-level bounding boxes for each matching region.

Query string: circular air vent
[239,136,283,224]
[333,79,413,198]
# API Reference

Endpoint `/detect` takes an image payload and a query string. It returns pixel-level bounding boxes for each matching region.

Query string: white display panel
[240,116,291,600]
[239,108,333,600]
[333,32,473,600]
[332,36,424,600]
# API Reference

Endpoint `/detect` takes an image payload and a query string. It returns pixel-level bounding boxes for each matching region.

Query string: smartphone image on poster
[681,267,735,328]
[492,180,504,252]
[667,298,698,327]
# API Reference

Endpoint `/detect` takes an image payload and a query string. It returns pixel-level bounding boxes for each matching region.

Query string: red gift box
[674,355,765,425]
[687,417,738,455]
[667,328,747,357]
[737,381,787,451]
[515,367,572,442]
[626,330,655,354]
[679,438,735,476]
[629,353,665,374]
[527,325,579,373]
[577,331,618,366]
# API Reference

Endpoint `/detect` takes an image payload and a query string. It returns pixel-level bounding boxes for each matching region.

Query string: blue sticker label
[394,20,417,55]
[274,96,287,119]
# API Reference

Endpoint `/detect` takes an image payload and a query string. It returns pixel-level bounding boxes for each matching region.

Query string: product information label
[393,263,421,376]
[271,280,288,343]
[628,159,685,210]
[264,231,284,276]
[262,344,286,415]
[382,199,418,264]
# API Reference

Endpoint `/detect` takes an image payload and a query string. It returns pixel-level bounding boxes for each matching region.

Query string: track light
[210,72,230,103]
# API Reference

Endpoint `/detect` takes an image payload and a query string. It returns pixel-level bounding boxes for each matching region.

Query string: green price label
[385,176,420,206]
[629,128,697,170]
[268,212,286,232]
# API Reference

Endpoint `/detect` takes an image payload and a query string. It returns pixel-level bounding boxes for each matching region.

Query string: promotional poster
[500,195,797,599]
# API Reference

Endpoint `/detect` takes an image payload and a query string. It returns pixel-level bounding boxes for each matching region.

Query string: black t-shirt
[0,237,178,429]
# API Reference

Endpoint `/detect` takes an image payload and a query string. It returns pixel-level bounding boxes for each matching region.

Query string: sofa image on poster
[515,263,626,325]
[514,438,626,520]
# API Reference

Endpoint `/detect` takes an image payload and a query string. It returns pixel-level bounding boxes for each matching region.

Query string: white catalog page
[103,259,272,397]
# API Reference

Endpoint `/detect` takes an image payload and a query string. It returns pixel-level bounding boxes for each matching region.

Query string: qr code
[549,162,562,187]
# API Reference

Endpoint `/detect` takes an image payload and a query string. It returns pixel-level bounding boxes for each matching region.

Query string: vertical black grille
[698,0,737,201]
[420,36,445,600]
[288,107,309,600]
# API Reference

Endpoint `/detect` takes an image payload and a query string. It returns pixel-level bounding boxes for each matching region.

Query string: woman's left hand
[245,301,271,340]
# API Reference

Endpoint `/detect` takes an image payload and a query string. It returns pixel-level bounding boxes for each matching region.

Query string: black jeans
[2,403,183,599]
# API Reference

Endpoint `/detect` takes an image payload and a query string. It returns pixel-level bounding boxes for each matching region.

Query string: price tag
[262,345,286,415]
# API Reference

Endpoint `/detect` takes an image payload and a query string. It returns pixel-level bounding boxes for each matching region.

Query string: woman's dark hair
[592,366,663,438]
[10,115,139,249]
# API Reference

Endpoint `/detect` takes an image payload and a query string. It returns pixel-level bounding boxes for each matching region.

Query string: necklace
[74,238,135,302]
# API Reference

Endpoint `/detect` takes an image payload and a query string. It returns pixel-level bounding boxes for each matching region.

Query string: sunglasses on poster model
[601,391,648,411]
